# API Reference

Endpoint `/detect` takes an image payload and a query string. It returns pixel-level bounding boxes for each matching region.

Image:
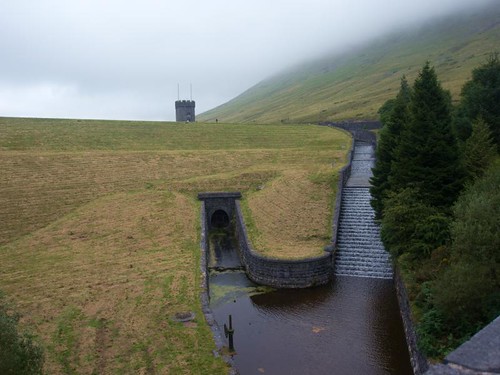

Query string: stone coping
[198,192,242,200]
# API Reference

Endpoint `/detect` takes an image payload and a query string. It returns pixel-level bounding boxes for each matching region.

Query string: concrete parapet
[425,315,500,374]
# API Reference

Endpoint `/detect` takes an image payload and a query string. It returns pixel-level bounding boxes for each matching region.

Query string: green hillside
[199,2,500,124]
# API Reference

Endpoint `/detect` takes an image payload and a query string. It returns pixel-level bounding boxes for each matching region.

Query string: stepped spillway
[335,141,393,279]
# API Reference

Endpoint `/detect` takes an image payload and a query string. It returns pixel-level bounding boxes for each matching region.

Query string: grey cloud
[0,0,493,121]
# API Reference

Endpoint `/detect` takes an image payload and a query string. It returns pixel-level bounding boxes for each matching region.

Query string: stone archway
[211,209,230,228]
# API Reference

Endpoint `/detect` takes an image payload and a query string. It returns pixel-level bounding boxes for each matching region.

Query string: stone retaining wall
[198,192,241,230]
[321,120,382,131]
[323,122,378,145]
[394,267,429,375]
[198,194,334,289]
[350,129,377,145]
[197,124,360,288]
[234,201,333,288]
[199,201,238,374]
[331,146,353,250]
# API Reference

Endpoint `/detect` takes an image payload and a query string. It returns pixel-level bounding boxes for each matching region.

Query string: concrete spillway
[335,141,393,279]
[202,139,412,374]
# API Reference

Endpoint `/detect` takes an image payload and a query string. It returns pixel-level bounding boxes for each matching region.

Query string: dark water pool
[208,234,413,375]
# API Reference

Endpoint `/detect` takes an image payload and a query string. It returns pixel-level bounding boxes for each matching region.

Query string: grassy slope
[0,117,350,374]
[199,2,500,124]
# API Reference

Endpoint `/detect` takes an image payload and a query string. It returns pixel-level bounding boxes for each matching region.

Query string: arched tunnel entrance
[211,209,230,228]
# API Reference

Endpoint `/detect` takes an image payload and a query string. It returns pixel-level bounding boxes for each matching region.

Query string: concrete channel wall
[321,120,382,131]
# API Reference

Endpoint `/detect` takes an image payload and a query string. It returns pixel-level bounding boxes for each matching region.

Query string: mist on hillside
[199,0,500,124]
[0,0,495,121]
[272,1,499,80]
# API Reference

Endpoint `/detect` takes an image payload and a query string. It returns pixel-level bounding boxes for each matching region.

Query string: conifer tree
[463,118,497,181]
[457,53,500,148]
[432,163,500,338]
[389,62,463,208]
[370,76,411,218]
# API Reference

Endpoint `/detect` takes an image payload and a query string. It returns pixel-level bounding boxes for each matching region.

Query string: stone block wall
[350,129,377,145]
[234,201,333,288]
[198,202,238,373]
[175,100,196,122]
[394,267,429,375]
[198,192,241,231]
[331,146,354,250]
[321,120,382,131]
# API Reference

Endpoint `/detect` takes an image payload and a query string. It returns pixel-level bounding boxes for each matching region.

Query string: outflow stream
[207,141,412,374]
[209,234,412,375]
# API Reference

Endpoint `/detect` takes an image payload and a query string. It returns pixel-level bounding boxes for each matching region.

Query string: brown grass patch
[245,168,335,259]
[0,119,350,373]
[0,191,226,374]
[0,150,274,246]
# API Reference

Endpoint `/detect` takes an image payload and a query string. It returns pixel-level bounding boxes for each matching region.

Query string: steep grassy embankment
[0,117,350,374]
[199,2,500,124]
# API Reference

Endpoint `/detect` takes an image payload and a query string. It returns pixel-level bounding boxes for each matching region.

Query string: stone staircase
[334,141,393,279]
[346,141,374,188]
[335,187,393,278]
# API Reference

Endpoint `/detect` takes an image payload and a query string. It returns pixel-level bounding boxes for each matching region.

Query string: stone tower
[175,100,195,122]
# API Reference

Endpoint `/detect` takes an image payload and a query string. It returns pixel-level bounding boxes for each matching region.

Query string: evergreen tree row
[372,55,500,221]
[370,55,500,357]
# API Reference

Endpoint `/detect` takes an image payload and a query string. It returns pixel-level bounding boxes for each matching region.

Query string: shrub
[0,292,44,375]
[381,188,451,261]
[432,162,500,329]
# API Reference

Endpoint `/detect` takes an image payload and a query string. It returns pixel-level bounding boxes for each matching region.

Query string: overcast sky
[0,0,492,121]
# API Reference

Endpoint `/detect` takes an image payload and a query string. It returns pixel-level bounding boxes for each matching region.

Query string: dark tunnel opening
[211,209,230,228]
